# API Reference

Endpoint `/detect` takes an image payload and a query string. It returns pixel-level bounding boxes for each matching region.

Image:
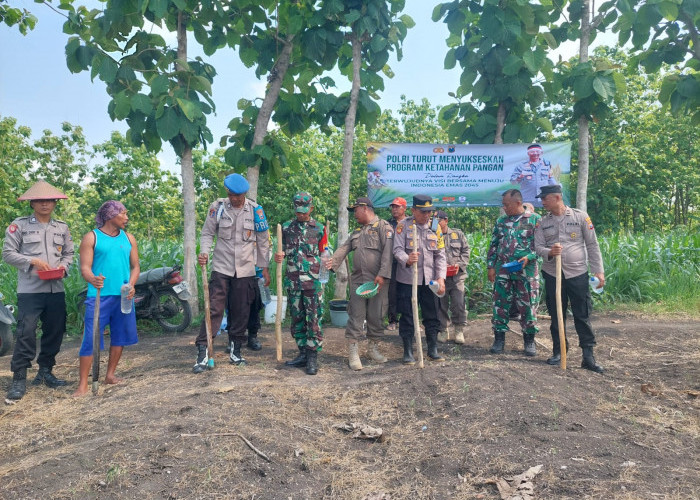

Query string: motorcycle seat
[136,267,173,286]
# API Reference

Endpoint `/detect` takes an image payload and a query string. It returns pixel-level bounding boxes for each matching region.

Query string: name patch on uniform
[8,224,18,233]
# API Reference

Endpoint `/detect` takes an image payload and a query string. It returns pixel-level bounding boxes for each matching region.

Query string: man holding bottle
[74,201,140,396]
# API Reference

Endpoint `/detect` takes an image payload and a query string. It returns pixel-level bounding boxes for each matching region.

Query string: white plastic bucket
[264,295,288,324]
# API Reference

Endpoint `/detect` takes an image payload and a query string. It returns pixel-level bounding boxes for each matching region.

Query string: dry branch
[180,433,271,462]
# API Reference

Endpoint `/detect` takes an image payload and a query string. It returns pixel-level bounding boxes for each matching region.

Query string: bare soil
[0,313,698,499]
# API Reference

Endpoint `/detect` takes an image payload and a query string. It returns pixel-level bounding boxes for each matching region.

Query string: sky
[0,1,587,171]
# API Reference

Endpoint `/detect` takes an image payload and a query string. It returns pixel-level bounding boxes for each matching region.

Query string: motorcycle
[79,265,192,333]
[0,292,16,357]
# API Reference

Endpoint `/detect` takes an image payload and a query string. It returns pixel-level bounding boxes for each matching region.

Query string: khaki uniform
[393,217,447,285]
[392,216,446,341]
[196,198,270,346]
[439,227,470,329]
[3,215,74,373]
[331,216,394,340]
[200,198,270,277]
[534,207,603,350]
[3,216,74,293]
[534,207,604,277]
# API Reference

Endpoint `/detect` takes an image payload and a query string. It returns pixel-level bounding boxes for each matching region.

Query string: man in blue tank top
[73,201,140,396]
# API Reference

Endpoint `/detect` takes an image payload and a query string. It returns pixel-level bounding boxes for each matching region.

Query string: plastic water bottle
[258,277,272,305]
[120,281,133,313]
[319,247,331,284]
[590,276,604,294]
[428,280,445,297]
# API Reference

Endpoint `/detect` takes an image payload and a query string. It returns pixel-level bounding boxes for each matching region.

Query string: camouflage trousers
[287,288,324,351]
[492,275,539,336]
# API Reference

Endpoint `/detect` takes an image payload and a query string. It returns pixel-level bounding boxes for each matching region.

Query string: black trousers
[197,271,255,345]
[11,293,66,373]
[246,282,263,335]
[396,282,440,340]
[387,277,399,323]
[542,271,596,350]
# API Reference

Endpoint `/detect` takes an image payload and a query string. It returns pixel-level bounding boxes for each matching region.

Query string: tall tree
[63,0,229,313]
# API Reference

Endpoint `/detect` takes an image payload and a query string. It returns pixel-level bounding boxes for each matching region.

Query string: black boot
[285,345,307,367]
[581,347,604,373]
[489,332,505,354]
[402,336,416,365]
[523,335,537,357]
[229,340,247,365]
[305,349,318,375]
[192,345,210,374]
[426,334,445,362]
[547,339,569,365]
[32,366,68,388]
[247,332,262,351]
[7,369,27,400]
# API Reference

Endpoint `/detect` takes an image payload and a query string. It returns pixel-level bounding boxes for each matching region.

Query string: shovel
[275,224,283,362]
[200,264,215,369]
[92,287,101,395]
[412,230,424,368]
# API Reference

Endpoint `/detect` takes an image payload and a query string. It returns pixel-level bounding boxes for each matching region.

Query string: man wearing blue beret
[192,173,271,373]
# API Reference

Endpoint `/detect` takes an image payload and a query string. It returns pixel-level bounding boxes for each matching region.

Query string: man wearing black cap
[435,210,470,344]
[534,184,605,373]
[327,197,394,370]
[194,173,270,373]
[510,144,557,207]
[3,180,74,400]
[393,195,447,364]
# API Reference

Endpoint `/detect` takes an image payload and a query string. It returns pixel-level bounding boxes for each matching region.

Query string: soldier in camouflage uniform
[274,192,327,375]
[486,189,541,356]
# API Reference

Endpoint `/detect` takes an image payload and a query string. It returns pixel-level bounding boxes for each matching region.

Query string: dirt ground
[0,313,698,500]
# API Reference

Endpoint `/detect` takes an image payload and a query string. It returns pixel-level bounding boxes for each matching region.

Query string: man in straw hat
[3,180,74,401]
[73,201,140,396]
[326,197,394,371]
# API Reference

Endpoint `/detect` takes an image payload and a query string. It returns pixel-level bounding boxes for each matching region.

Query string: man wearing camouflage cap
[274,192,327,375]
[193,173,270,373]
[3,180,74,400]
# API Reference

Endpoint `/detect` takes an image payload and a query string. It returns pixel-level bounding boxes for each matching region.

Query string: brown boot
[368,340,387,363]
[454,325,465,345]
[348,342,362,371]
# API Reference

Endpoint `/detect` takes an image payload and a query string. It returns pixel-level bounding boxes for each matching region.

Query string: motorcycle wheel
[0,322,12,357]
[154,289,192,332]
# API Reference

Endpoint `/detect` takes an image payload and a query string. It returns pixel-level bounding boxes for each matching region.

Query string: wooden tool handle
[412,230,424,368]
[275,224,283,362]
[201,264,214,364]
[92,287,101,395]
[555,253,566,370]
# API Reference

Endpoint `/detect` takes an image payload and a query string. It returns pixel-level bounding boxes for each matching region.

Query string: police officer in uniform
[193,173,270,373]
[393,195,447,364]
[385,197,408,331]
[486,190,541,356]
[435,210,470,345]
[534,184,605,373]
[510,144,557,207]
[274,192,327,375]
[328,197,394,370]
[3,181,74,400]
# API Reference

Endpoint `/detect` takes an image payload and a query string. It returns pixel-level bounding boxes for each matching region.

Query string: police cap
[536,184,562,198]
[412,194,434,212]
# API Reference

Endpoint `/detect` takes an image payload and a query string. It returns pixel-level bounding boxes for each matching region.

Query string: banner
[367,142,571,208]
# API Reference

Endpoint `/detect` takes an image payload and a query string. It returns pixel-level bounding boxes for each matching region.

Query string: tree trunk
[576,0,591,212]
[178,12,199,316]
[494,101,506,144]
[246,36,295,201]
[333,32,362,300]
